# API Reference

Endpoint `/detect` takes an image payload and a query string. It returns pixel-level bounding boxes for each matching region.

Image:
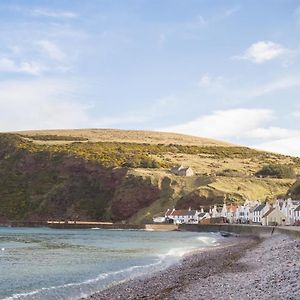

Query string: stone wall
[179,224,300,239]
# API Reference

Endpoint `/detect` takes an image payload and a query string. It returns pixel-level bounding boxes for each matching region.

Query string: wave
[196,236,220,247]
[90,228,146,231]
[3,233,219,300]
[4,258,165,300]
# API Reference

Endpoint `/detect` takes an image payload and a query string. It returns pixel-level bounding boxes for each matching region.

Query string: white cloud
[235,41,291,64]
[162,108,300,156]
[249,76,300,98]
[162,108,274,139]
[254,137,300,157]
[220,76,300,102]
[37,40,66,61]
[0,79,91,131]
[31,8,78,18]
[0,79,154,132]
[0,58,44,75]
[247,127,300,140]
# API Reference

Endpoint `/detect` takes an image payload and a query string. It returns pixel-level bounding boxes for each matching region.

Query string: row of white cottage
[156,198,300,226]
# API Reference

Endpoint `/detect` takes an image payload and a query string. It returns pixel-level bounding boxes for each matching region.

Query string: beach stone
[83,235,300,300]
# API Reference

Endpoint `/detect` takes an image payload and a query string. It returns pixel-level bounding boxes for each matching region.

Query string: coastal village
[154,198,300,227]
[153,165,300,227]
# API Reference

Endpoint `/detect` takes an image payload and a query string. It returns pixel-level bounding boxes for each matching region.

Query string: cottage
[276,198,300,225]
[152,216,166,223]
[210,205,220,218]
[294,205,300,223]
[262,207,286,226]
[235,205,251,224]
[220,202,227,218]
[252,203,270,224]
[165,208,199,224]
[197,212,210,222]
[170,165,194,177]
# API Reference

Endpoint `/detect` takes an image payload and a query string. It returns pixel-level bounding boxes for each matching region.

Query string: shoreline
[84,235,259,300]
[85,235,300,300]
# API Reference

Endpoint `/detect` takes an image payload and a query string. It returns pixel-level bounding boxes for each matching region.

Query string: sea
[0,227,221,300]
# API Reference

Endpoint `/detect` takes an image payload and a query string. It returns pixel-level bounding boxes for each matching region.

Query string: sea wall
[1,221,144,230]
[145,224,179,231]
[179,224,300,239]
[47,223,144,230]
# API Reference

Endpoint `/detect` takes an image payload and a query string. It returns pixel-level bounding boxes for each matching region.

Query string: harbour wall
[179,224,300,239]
[1,221,144,230]
[144,224,179,231]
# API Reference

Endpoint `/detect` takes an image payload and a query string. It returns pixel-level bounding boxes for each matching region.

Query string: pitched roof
[254,204,266,212]
[198,212,207,218]
[171,209,198,216]
[262,208,275,218]
[165,209,172,216]
[294,205,300,212]
[170,209,189,216]
[171,165,192,172]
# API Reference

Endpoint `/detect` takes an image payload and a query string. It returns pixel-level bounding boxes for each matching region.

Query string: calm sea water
[0,227,220,300]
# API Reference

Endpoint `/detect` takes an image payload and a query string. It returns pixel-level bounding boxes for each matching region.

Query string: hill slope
[16,129,233,146]
[0,129,299,223]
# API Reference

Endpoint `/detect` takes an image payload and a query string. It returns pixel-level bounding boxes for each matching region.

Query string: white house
[276,198,300,225]
[165,208,199,224]
[217,199,259,224]
[152,216,166,223]
[253,203,270,224]
[170,165,194,177]
[294,205,300,223]
[210,205,221,218]
[235,205,251,223]
[226,205,238,223]
[220,202,227,218]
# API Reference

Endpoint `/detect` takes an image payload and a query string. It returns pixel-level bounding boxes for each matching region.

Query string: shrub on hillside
[255,164,296,179]
[288,180,300,197]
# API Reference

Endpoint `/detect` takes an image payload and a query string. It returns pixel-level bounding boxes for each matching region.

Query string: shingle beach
[84,235,300,300]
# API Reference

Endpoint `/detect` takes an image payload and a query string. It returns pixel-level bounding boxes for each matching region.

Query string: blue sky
[1,0,300,156]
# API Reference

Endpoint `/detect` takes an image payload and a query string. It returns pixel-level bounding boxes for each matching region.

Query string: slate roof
[168,209,197,217]
[198,212,207,218]
[254,204,266,212]
[294,205,300,212]
[262,208,275,218]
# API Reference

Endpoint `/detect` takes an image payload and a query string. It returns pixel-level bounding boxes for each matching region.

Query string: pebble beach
[85,235,300,300]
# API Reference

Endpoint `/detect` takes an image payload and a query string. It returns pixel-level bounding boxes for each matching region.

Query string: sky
[0,0,300,156]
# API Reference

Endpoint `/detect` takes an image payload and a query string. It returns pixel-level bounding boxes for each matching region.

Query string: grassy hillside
[16,129,233,146]
[0,129,299,223]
